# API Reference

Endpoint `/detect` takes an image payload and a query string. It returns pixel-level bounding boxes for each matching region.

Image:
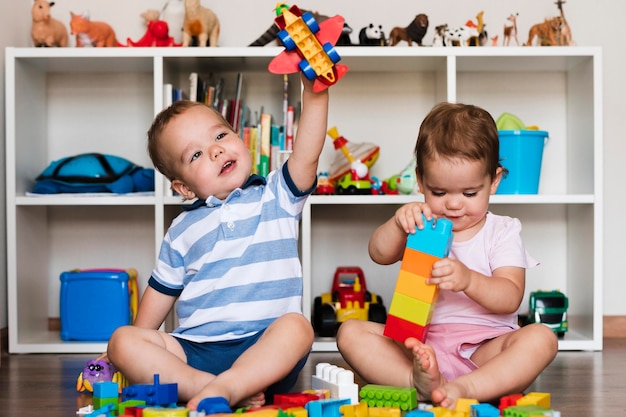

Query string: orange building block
[393,270,439,304]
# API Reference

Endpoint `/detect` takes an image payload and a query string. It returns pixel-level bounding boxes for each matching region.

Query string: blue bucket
[497,130,548,194]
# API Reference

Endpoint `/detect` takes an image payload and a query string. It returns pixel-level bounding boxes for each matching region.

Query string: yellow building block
[393,269,439,304]
[455,398,479,414]
[388,292,434,326]
[517,392,550,408]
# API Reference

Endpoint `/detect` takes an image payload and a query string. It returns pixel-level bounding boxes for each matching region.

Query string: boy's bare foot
[235,392,265,409]
[405,337,447,401]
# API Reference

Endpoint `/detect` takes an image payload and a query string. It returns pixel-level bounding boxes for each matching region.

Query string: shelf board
[11,330,108,354]
[15,194,157,206]
[307,194,594,205]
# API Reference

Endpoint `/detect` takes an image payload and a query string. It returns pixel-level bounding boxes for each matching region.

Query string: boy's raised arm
[286,77,329,192]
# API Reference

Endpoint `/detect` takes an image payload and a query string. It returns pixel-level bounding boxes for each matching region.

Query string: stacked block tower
[383,215,453,343]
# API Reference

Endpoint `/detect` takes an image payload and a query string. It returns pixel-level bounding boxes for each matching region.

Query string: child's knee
[107,325,136,360]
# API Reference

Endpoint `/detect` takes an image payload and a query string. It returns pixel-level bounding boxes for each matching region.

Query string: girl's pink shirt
[431,212,538,329]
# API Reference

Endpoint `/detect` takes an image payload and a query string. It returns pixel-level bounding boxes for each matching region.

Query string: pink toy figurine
[31,0,68,47]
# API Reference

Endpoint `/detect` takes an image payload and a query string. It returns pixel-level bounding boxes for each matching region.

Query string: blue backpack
[33,153,154,194]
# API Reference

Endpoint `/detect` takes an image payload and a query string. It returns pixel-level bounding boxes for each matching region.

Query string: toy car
[528,290,569,338]
[335,172,372,195]
[313,266,387,337]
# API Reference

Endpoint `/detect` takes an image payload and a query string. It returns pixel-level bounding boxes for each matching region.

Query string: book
[258,113,272,177]
[163,83,173,109]
[189,72,198,101]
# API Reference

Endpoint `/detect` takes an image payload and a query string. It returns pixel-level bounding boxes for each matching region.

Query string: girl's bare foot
[431,380,471,410]
[405,337,447,401]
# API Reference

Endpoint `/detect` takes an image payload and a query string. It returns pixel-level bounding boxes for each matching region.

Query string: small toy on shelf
[76,359,129,393]
[503,13,520,46]
[183,0,220,47]
[388,14,429,46]
[31,0,68,47]
[326,126,379,183]
[555,0,575,45]
[268,4,348,92]
[528,290,569,338]
[70,11,122,47]
[314,172,335,195]
[358,24,386,46]
[525,16,562,46]
[127,10,181,47]
[313,266,387,337]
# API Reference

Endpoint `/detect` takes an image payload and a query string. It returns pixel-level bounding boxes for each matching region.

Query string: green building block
[502,405,553,417]
[359,384,417,411]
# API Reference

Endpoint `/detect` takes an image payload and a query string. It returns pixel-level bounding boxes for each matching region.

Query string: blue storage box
[60,269,138,341]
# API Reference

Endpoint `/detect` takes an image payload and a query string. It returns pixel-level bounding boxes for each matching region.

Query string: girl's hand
[394,202,434,234]
[428,258,472,292]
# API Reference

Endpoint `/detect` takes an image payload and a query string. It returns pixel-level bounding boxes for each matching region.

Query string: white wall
[1,0,624,330]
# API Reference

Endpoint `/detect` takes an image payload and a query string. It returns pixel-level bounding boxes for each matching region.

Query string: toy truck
[313,266,387,337]
[528,290,569,338]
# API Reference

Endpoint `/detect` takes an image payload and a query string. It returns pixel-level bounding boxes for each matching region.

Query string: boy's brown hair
[414,102,505,180]
[147,100,233,181]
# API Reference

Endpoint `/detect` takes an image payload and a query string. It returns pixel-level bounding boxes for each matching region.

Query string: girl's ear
[171,179,196,201]
[490,167,504,195]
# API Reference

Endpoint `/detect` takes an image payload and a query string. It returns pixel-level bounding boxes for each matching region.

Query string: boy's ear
[171,179,196,200]
[490,167,504,194]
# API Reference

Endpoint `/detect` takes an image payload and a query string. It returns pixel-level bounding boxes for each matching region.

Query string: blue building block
[86,404,116,417]
[471,403,500,417]
[93,381,119,399]
[121,374,178,407]
[305,398,351,417]
[406,216,453,258]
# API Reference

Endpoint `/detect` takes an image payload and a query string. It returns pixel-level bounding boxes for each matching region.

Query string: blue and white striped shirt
[149,162,314,342]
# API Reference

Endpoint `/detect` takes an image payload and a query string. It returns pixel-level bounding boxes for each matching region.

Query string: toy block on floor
[312,363,359,404]
[305,398,351,417]
[121,374,178,407]
[359,384,417,411]
[384,216,453,343]
[516,392,550,408]
[470,403,500,417]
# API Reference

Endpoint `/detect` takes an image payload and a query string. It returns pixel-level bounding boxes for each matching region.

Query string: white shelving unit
[5,46,602,353]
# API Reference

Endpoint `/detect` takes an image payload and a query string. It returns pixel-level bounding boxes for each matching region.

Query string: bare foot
[431,380,471,410]
[405,337,446,401]
[235,392,266,409]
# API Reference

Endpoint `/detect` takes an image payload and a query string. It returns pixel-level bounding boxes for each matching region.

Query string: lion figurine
[525,16,563,46]
[389,14,429,46]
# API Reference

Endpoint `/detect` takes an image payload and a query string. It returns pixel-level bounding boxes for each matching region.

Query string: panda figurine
[359,24,386,46]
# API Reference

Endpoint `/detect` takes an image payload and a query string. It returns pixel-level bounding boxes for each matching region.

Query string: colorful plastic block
[117,400,146,416]
[502,405,553,416]
[122,374,178,407]
[141,407,189,416]
[470,403,500,417]
[384,216,453,343]
[305,398,351,417]
[405,410,434,417]
[274,392,327,408]
[94,381,119,399]
[359,384,417,411]
[93,396,118,410]
[311,363,359,404]
[516,392,550,408]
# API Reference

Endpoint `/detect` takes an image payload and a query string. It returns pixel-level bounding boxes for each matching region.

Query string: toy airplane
[268,3,348,92]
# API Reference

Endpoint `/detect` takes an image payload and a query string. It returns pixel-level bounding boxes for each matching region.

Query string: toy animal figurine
[503,13,520,46]
[388,14,429,46]
[525,16,562,46]
[444,24,477,47]
[359,24,386,46]
[127,10,180,47]
[468,11,488,46]
[76,359,129,393]
[182,0,220,47]
[70,11,122,47]
[555,0,575,45]
[337,22,354,46]
[432,24,448,47]
[31,0,68,47]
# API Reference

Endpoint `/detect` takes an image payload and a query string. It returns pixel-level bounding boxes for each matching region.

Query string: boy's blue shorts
[174,330,309,402]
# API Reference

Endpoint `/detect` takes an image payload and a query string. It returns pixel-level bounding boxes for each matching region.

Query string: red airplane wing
[268,49,301,74]
[316,15,345,45]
